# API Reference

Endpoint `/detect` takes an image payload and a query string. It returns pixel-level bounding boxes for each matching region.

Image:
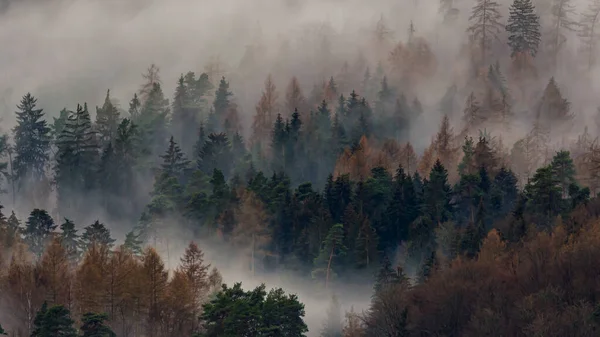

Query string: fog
[3,0,600,334]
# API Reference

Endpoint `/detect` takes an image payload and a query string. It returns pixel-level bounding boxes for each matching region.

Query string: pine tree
[123,230,143,256]
[128,93,141,121]
[313,223,347,288]
[31,303,77,337]
[506,0,541,57]
[137,82,170,162]
[55,103,99,213]
[23,209,56,258]
[550,150,576,197]
[80,312,115,337]
[81,221,115,249]
[354,216,379,269]
[160,136,191,180]
[579,0,600,70]
[59,218,80,262]
[373,255,405,294]
[95,90,120,147]
[463,92,484,130]
[468,0,503,65]
[271,113,287,172]
[536,77,573,124]
[212,77,233,132]
[138,64,161,103]
[12,93,51,188]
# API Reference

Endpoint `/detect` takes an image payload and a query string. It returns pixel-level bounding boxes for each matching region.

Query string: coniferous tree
[59,218,80,262]
[31,303,77,337]
[313,223,347,288]
[468,0,503,65]
[80,312,115,337]
[547,0,577,67]
[137,82,169,163]
[81,221,115,249]
[23,209,56,258]
[160,136,191,180]
[12,93,51,189]
[123,230,143,256]
[506,0,541,57]
[579,0,600,70]
[95,90,120,147]
[55,103,99,213]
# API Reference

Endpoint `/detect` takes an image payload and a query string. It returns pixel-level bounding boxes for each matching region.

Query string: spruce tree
[12,93,51,188]
[138,82,170,162]
[59,218,80,261]
[212,77,233,131]
[95,90,120,147]
[55,103,99,213]
[468,0,503,65]
[160,136,191,180]
[506,0,541,57]
[123,230,143,256]
[31,303,77,337]
[81,220,115,249]
[313,223,347,288]
[23,208,56,258]
[80,312,116,337]
[271,113,287,172]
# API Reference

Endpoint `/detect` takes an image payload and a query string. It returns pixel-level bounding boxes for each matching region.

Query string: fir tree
[213,77,233,132]
[59,218,80,261]
[123,230,143,256]
[160,136,191,180]
[95,90,120,147]
[55,103,99,214]
[80,312,116,337]
[12,93,51,188]
[31,303,77,337]
[137,82,170,161]
[506,0,541,57]
[468,0,503,65]
[313,223,347,288]
[128,93,141,121]
[23,208,56,258]
[81,221,115,249]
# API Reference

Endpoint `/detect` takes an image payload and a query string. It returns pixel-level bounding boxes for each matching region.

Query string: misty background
[1,0,600,335]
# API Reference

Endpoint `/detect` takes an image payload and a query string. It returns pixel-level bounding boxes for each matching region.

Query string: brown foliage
[361,215,600,337]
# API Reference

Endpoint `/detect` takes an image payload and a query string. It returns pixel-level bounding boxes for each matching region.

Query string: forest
[4,0,600,335]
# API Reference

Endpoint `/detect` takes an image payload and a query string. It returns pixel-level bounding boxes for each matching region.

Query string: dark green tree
[199,282,307,337]
[95,90,120,147]
[13,93,51,188]
[59,218,80,261]
[23,209,56,258]
[211,77,233,132]
[197,133,233,177]
[160,136,191,180]
[506,0,541,57]
[80,312,116,337]
[31,302,77,337]
[550,150,576,197]
[123,230,143,256]
[81,221,115,249]
[55,103,99,213]
[313,223,347,288]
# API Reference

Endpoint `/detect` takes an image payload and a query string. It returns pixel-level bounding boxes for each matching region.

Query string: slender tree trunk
[325,245,334,289]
